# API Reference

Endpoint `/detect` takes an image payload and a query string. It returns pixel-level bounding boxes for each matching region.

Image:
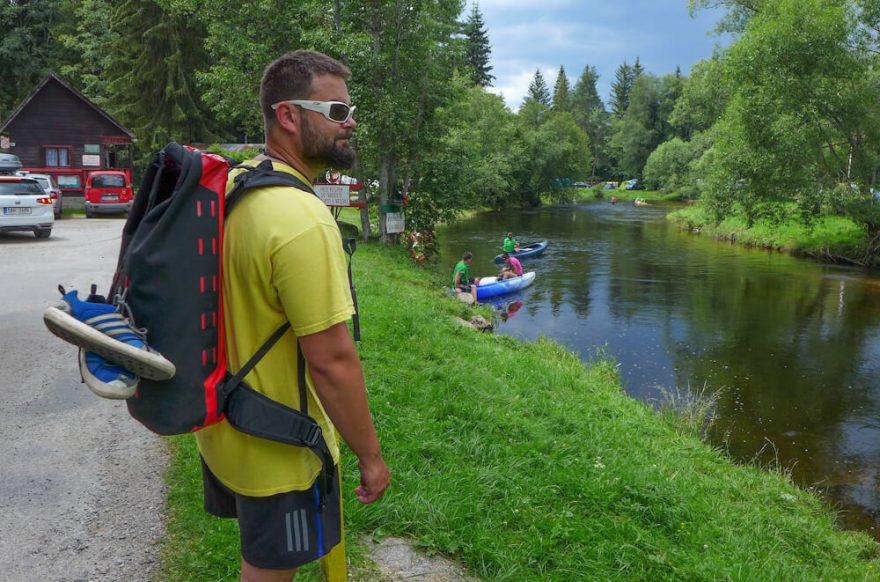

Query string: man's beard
[301,114,357,170]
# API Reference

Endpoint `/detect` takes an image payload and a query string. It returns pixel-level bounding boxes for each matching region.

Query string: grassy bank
[668,204,869,264]
[162,243,879,580]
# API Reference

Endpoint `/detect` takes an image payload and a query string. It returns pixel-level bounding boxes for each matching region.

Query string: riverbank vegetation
[668,204,873,265]
[645,0,880,261]
[161,243,879,580]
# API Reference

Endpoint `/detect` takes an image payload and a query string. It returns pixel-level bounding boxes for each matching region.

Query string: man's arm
[299,321,390,504]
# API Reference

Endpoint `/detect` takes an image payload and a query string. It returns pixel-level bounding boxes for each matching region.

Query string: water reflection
[440,200,880,537]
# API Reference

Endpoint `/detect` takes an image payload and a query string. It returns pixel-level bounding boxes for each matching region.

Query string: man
[499,252,523,280]
[453,251,477,300]
[502,232,520,253]
[195,50,390,582]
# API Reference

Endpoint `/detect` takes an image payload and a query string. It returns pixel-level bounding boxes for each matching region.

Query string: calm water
[440,200,880,537]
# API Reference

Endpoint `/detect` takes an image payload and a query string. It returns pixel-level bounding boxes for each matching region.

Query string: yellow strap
[319,459,347,581]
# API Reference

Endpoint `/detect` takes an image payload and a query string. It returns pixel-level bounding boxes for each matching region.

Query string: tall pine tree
[0,0,70,117]
[464,3,494,87]
[633,56,645,79]
[56,0,116,108]
[520,69,551,128]
[571,65,608,178]
[610,61,634,118]
[526,69,551,105]
[552,65,571,111]
[106,0,215,152]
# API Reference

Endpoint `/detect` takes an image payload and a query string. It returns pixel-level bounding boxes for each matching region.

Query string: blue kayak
[475,272,536,300]
[494,241,548,264]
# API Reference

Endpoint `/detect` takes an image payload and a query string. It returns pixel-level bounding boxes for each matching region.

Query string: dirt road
[0,218,166,581]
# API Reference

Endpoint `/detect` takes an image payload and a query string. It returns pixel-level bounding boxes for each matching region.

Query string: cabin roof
[0,72,135,140]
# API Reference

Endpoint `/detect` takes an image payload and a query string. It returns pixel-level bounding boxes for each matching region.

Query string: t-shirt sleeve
[272,221,354,336]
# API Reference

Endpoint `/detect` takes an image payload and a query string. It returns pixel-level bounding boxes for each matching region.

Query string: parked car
[84,170,133,217]
[0,175,55,238]
[0,153,22,175]
[23,173,63,218]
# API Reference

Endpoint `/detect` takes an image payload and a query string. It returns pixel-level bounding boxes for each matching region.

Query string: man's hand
[355,455,390,504]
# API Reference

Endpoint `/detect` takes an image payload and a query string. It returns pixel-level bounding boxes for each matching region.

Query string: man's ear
[275,102,300,134]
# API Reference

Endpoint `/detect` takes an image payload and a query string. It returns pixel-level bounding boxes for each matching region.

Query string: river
[439,199,880,538]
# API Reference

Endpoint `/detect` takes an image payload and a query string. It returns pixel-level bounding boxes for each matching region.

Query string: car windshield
[33,177,50,189]
[0,181,44,195]
[92,174,126,188]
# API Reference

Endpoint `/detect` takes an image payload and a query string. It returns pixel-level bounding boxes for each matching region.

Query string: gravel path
[0,218,167,581]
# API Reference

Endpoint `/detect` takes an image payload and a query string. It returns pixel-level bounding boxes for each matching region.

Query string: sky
[469,0,731,110]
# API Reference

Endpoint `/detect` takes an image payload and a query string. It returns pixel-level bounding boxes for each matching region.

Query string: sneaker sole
[43,307,176,380]
[79,351,138,400]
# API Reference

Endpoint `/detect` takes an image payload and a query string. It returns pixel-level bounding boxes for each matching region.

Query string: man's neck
[262,142,316,179]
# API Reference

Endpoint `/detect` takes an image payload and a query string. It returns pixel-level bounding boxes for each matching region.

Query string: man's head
[507,232,513,238]
[261,50,357,172]
[462,251,473,264]
[501,253,510,263]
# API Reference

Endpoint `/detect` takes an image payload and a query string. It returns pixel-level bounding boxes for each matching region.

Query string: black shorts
[201,457,342,570]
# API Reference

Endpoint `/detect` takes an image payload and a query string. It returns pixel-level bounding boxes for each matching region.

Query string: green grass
[668,204,868,264]
[161,243,879,581]
[607,189,664,201]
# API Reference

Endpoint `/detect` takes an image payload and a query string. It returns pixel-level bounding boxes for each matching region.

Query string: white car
[0,175,55,239]
[23,173,63,218]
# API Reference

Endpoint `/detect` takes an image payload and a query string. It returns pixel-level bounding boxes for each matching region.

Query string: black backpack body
[109,143,349,492]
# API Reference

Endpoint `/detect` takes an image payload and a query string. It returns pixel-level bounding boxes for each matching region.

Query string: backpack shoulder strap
[223,158,361,339]
[226,159,315,214]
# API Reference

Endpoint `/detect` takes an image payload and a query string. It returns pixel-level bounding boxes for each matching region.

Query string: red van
[84,170,133,217]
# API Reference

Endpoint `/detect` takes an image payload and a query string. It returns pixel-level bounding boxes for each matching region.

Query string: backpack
[109,142,359,493]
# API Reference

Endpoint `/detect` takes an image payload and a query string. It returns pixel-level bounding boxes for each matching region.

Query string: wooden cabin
[0,73,135,197]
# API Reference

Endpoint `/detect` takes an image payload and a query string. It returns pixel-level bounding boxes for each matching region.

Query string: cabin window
[57,175,81,189]
[45,147,71,167]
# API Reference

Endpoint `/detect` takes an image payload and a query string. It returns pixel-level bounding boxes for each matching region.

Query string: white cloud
[487,70,536,112]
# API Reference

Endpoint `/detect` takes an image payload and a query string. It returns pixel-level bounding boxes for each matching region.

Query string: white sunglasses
[272,99,356,123]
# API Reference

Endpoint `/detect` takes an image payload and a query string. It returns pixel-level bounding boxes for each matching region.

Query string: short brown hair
[260,50,351,128]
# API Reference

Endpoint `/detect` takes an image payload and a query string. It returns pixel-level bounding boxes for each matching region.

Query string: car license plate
[102,195,119,201]
[3,207,31,215]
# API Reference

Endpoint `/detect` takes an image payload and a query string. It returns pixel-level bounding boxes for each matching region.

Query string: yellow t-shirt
[195,159,354,496]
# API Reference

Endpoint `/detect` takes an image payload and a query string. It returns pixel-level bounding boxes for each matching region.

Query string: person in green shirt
[452,251,477,301]
[502,232,520,253]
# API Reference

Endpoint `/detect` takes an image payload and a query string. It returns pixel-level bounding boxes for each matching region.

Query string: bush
[643,134,711,194]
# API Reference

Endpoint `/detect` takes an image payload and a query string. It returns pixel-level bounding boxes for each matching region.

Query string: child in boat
[499,253,523,280]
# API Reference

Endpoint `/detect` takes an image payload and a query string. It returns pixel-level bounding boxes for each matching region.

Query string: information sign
[385,212,405,234]
[313,184,350,206]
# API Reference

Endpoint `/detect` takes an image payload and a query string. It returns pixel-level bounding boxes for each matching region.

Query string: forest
[1,0,878,246]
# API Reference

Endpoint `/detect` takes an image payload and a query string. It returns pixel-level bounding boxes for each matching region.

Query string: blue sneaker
[79,350,138,399]
[43,286,175,382]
